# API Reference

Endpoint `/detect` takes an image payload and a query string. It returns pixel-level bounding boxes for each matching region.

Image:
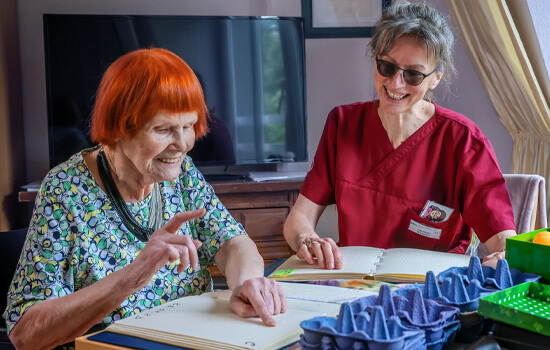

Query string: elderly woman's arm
[214,235,286,326]
[481,229,516,268]
[9,266,139,350]
[9,210,205,350]
[283,194,343,270]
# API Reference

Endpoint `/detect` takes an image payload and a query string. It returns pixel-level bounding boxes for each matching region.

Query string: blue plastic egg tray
[394,257,541,343]
[300,284,460,350]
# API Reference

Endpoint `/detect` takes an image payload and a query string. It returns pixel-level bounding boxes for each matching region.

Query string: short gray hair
[369,1,457,86]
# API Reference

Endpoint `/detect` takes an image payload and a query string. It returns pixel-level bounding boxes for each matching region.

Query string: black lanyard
[96,150,151,242]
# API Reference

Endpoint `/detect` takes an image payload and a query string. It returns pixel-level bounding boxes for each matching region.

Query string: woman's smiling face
[375,34,443,116]
[114,110,198,184]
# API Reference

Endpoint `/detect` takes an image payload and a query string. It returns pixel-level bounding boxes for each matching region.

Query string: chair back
[0,228,27,334]
[468,174,548,259]
[503,174,548,233]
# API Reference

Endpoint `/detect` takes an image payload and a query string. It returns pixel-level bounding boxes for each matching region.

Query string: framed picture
[302,0,391,38]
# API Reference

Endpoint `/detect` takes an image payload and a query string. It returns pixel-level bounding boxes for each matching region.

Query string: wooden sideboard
[18,190,38,203]
[213,180,302,267]
[19,179,302,277]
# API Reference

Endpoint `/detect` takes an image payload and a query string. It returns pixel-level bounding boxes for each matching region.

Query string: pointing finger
[163,209,206,234]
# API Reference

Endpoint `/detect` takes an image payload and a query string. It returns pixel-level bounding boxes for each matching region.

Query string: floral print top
[3,148,246,333]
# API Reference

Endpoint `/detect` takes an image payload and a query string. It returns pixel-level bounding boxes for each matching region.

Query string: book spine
[372,249,385,273]
[369,249,385,274]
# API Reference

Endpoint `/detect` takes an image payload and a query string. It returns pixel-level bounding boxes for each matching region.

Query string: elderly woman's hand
[123,209,206,290]
[296,237,344,270]
[229,277,287,327]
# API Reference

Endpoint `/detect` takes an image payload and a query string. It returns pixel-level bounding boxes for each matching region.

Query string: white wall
[17,0,514,239]
[527,0,550,74]
[525,0,550,100]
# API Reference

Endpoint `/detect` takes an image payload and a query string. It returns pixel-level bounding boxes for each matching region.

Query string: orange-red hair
[90,48,208,146]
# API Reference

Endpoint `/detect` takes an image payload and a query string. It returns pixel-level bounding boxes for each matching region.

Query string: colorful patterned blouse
[3,148,246,333]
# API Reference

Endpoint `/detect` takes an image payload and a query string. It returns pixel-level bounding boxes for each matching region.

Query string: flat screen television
[43,14,307,174]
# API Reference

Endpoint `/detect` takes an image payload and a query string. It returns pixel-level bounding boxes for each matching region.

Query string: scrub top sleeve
[301,108,339,206]
[458,137,516,243]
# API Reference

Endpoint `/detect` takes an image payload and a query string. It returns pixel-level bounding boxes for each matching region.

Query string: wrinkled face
[115,111,198,183]
[375,34,443,115]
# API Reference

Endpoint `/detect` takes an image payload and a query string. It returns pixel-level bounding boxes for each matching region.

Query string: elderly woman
[284,1,516,270]
[4,48,285,349]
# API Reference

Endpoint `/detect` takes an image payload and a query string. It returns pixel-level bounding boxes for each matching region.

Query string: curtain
[446,0,550,221]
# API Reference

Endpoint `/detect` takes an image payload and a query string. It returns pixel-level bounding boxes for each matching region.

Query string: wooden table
[76,332,128,350]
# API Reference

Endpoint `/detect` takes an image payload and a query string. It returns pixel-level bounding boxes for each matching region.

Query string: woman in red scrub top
[283,1,516,270]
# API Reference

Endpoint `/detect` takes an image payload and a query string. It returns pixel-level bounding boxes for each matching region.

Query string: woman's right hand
[123,209,206,290]
[296,236,343,270]
[283,194,344,270]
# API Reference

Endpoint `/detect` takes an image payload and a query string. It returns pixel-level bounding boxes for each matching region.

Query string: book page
[207,288,343,315]
[375,248,471,280]
[269,246,384,280]
[107,292,324,350]
[279,281,377,304]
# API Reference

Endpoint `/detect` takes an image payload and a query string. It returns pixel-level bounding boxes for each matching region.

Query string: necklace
[96,150,163,242]
[147,182,164,231]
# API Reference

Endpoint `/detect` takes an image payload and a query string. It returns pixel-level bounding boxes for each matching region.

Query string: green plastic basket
[478,282,550,336]
[506,228,550,281]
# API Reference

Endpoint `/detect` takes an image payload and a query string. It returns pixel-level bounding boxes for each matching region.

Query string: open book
[76,282,369,350]
[268,246,471,283]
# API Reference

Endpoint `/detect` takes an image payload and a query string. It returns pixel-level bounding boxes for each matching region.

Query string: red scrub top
[301,101,516,253]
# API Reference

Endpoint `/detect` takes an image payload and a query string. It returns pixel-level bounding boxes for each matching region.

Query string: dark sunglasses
[376,58,437,86]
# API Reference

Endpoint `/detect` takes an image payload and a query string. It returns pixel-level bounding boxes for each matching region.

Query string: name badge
[409,220,442,240]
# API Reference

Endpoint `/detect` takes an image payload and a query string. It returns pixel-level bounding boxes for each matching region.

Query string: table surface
[77,333,303,350]
[74,261,549,350]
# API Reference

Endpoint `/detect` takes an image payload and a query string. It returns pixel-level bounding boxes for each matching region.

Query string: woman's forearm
[9,268,134,350]
[10,209,208,349]
[283,194,326,251]
[215,235,264,289]
[485,229,516,253]
[481,229,517,268]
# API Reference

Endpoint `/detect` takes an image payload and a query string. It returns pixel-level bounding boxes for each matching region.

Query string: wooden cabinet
[209,179,302,277]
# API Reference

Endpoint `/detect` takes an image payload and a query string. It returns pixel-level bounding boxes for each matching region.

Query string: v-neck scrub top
[301,101,515,253]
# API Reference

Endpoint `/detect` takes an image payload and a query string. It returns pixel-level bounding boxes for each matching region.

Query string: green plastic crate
[478,282,550,336]
[506,228,550,281]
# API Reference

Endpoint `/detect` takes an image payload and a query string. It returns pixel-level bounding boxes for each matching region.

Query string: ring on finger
[305,239,319,250]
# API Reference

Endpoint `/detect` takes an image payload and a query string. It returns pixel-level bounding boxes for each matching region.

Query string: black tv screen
[43,14,307,168]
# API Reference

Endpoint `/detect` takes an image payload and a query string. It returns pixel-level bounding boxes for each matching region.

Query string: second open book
[268,246,471,283]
